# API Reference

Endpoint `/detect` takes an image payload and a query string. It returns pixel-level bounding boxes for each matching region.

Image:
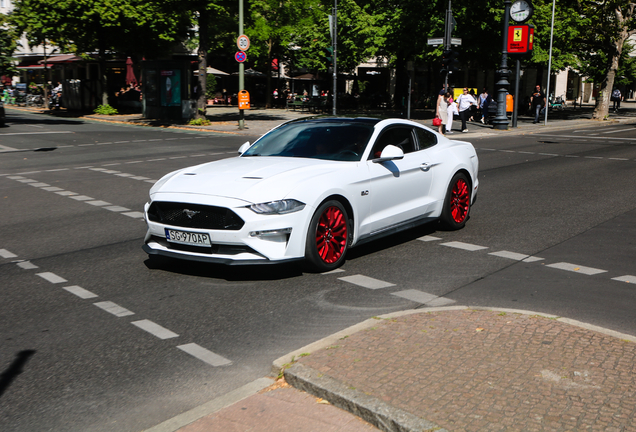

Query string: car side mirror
[373,145,404,163]
[238,141,251,155]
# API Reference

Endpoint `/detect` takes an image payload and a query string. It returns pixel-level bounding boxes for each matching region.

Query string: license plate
[165,229,211,247]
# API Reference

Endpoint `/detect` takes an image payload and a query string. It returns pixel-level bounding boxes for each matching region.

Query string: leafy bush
[94,104,118,115]
[189,118,211,126]
[206,74,217,100]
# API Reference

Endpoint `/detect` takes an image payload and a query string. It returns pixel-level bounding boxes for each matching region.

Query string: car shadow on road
[0,350,36,399]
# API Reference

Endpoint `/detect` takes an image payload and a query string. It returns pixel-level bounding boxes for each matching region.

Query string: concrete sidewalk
[148,307,636,432]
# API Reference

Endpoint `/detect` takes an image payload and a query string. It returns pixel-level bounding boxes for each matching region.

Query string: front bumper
[143,198,312,265]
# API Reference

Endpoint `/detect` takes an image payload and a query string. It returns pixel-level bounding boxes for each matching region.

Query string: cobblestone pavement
[289,308,636,431]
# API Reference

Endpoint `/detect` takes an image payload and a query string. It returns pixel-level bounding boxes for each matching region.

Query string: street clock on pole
[510,0,533,23]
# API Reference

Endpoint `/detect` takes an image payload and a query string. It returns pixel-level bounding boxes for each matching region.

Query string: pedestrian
[456,88,476,132]
[531,85,546,123]
[446,92,457,134]
[611,88,622,111]
[478,88,491,124]
[436,91,449,135]
[468,89,478,121]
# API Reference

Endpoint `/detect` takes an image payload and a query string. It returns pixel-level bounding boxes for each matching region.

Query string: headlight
[249,199,306,215]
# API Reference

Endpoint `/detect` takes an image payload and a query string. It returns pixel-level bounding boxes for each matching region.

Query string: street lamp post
[493,0,512,130]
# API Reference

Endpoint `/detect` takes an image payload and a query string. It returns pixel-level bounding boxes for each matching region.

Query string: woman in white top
[436,92,449,134]
[457,88,476,132]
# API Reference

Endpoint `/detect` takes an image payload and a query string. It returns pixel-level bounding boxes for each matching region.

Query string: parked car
[143,117,479,271]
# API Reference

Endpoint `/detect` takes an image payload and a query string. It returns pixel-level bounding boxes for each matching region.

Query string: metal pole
[543,0,556,125]
[444,0,452,89]
[238,0,245,130]
[492,0,511,130]
[407,73,412,119]
[332,0,337,115]
[512,58,520,127]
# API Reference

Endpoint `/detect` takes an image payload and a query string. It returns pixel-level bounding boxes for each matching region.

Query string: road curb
[273,306,636,432]
[142,377,274,432]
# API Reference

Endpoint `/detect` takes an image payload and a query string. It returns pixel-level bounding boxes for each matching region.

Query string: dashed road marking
[132,319,179,339]
[418,235,442,242]
[489,250,530,261]
[70,195,94,201]
[338,274,395,289]
[29,182,50,187]
[94,301,135,317]
[86,200,111,206]
[123,211,145,219]
[36,272,68,284]
[612,275,636,284]
[104,205,130,212]
[16,261,38,269]
[0,249,17,258]
[441,241,488,251]
[41,186,64,192]
[391,289,438,304]
[177,343,232,367]
[55,191,78,196]
[63,285,99,299]
[546,262,607,275]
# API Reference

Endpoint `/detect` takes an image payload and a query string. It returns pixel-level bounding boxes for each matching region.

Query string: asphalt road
[1,108,635,431]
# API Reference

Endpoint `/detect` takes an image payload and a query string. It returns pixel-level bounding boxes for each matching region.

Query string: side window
[369,127,416,159]
[415,127,438,150]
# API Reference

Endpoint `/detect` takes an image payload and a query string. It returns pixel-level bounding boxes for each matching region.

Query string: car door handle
[420,163,439,172]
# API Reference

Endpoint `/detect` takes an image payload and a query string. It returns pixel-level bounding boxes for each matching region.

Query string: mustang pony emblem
[183,209,200,219]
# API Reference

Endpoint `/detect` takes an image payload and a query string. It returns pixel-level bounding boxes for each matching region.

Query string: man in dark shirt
[531,85,546,124]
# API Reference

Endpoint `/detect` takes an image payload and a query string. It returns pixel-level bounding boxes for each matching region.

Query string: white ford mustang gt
[143,117,479,271]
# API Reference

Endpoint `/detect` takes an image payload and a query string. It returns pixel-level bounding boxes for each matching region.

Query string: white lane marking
[130,176,149,180]
[55,191,78,196]
[535,134,636,142]
[104,205,130,212]
[169,156,187,159]
[545,262,607,275]
[338,274,395,289]
[609,158,629,161]
[90,167,107,171]
[86,200,111,206]
[144,180,157,183]
[17,179,37,183]
[0,249,18,258]
[0,131,73,136]
[441,241,488,251]
[489,250,529,260]
[101,169,121,173]
[123,211,145,218]
[0,145,19,152]
[125,161,144,164]
[70,195,94,201]
[601,127,636,134]
[7,176,26,179]
[36,272,68,284]
[426,297,457,307]
[45,168,69,172]
[16,261,38,269]
[147,158,166,161]
[115,173,135,177]
[418,235,442,242]
[391,289,438,304]
[612,275,636,284]
[63,285,98,299]
[29,182,50,187]
[538,153,559,156]
[322,268,345,274]
[132,320,179,339]
[41,186,64,192]
[16,171,41,174]
[78,144,95,147]
[177,343,232,366]
[523,256,544,262]
[93,301,135,317]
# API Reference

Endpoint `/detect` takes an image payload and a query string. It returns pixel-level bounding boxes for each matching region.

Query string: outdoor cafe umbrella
[125,57,138,86]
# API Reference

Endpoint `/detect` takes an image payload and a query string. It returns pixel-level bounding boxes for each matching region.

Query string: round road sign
[235,51,247,63]
[237,34,250,51]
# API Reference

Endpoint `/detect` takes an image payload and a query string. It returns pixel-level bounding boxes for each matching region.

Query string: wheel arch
[315,193,355,245]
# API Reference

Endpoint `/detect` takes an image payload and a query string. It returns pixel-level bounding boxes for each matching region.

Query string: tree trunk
[265,38,273,109]
[196,8,209,119]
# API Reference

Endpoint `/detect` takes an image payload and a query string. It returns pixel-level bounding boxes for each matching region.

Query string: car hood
[152,156,349,204]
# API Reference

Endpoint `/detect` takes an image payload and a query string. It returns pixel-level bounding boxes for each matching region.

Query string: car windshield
[241,120,376,161]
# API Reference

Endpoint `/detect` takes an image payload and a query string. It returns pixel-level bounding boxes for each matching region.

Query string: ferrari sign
[507,24,534,54]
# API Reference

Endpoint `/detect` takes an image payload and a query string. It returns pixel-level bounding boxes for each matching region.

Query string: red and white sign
[507,25,534,54]
[237,35,250,51]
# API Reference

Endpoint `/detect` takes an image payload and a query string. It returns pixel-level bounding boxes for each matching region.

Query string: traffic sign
[235,51,247,63]
[451,38,462,46]
[237,34,250,51]
[427,38,444,46]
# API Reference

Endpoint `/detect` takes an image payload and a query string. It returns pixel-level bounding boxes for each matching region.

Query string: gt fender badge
[361,190,369,196]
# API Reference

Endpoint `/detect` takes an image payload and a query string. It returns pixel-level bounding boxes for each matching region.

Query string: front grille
[147,201,244,230]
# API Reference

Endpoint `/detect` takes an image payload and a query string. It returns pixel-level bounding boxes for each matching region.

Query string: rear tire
[304,200,349,272]
[440,172,471,230]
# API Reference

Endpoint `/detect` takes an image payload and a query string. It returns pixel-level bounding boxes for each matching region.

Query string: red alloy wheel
[315,205,348,264]
[450,178,470,223]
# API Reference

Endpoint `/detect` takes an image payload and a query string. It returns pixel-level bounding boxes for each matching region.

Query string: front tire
[440,172,471,230]
[305,200,349,272]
